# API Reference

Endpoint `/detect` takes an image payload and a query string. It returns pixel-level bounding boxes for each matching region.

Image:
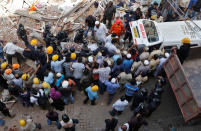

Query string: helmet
[52,54,59,61]
[33,77,39,84]
[62,114,70,122]
[30,39,38,46]
[71,53,76,60]
[42,82,50,88]
[47,46,53,54]
[181,38,190,44]
[127,54,131,59]
[1,62,8,69]
[91,85,98,92]
[12,64,20,69]
[5,69,12,75]
[144,60,149,65]
[62,80,69,88]
[19,119,26,126]
[70,47,75,53]
[151,15,156,20]
[88,56,93,63]
[21,74,27,80]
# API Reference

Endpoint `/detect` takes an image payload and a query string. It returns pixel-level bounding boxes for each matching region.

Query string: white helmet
[88,56,93,63]
[56,73,61,77]
[144,60,149,65]
[165,53,170,58]
[127,54,131,59]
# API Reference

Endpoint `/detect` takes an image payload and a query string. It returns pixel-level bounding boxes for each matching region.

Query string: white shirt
[3,42,24,55]
[93,6,102,19]
[112,99,128,111]
[60,119,73,128]
[105,42,118,54]
[105,34,112,43]
[94,23,108,43]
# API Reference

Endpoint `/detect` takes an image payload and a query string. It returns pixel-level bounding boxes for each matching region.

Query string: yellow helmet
[42,82,50,88]
[91,85,99,92]
[52,54,59,61]
[21,74,27,80]
[181,38,190,44]
[19,119,26,126]
[30,39,38,46]
[151,15,156,20]
[1,62,8,69]
[47,46,53,54]
[33,77,39,84]
[71,53,76,60]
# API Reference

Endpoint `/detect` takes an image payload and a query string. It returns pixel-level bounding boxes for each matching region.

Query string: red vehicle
[163,51,201,122]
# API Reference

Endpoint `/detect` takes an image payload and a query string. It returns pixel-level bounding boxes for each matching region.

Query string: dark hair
[111,39,117,44]
[153,54,158,60]
[120,96,126,101]
[62,114,70,123]
[116,58,122,65]
[78,57,82,63]
[111,33,117,37]
[103,61,108,67]
[94,62,99,69]
[94,1,99,6]
[65,56,71,62]
[154,2,158,6]
[131,79,136,85]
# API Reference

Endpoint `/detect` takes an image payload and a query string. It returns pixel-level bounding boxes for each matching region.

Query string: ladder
[165,0,201,39]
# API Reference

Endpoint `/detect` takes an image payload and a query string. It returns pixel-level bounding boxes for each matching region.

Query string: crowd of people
[0,0,192,131]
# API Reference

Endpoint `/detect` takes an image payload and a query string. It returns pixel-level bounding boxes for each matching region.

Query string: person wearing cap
[124,79,139,102]
[51,55,66,73]
[117,70,132,87]
[110,19,125,38]
[105,111,118,131]
[58,80,74,105]
[72,57,85,90]
[93,61,111,95]
[94,21,108,43]
[177,38,191,64]
[12,64,24,76]
[93,1,102,21]
[103,1,116,29]
[110,96,128,115]
[3,42,24,65]
[55,73,65,88]
[105,78,120,105]
[148,2,159,18]
[4,69,15,82]
[154,52,170,77]
[135,60,150,77]
[84,85,99,105]
[84,15,96,38]
[122,54,133,73]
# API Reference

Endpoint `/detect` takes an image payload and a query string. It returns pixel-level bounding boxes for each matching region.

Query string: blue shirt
[56,74,64,87]
[188,0,197,9]
[122,59,133,73]
[124,83,138,96]
[51,57,66,73]
[105,81,120,94]
[85,86,98,100]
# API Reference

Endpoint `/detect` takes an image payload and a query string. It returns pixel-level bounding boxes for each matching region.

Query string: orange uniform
[110,19,125,38]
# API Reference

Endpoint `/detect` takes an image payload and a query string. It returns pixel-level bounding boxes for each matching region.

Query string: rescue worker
[12,64,23,76]
[51,54,66,73]
[177,38,191,64]
[84,85,99,105]
[4,68,15,82]
[110,19,125,39]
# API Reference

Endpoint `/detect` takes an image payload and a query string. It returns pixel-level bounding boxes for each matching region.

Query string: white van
[130,19,201,50]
